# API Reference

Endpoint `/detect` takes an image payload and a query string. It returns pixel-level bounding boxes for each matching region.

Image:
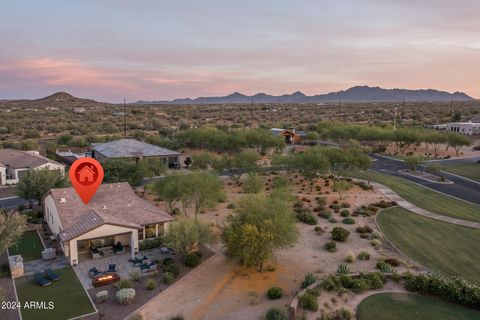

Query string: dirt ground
[135,174,417,320]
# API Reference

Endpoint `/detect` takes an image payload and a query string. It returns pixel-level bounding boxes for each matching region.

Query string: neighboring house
[56,148,89,165]
[43,182,174,266]
[431,122,480,136]
[270,128,307,144]
[92,138,181,165]
[73,107,86,113]
[0,149,65,186]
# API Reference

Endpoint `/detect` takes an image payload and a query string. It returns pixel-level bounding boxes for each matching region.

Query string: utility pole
[338,98,342,108]
[123,98,127,137]
[450,99,453,116]
[401,100,405,121]
[393,107,398,132]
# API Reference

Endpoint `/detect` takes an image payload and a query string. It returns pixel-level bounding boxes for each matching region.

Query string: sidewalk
[372,182,480,230]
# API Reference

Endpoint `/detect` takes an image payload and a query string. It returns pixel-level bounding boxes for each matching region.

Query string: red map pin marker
[69,158,104,204]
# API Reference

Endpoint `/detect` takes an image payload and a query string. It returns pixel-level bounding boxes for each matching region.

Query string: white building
[445,122,480,136]
[43,182,174,265]
[0,149,65,185]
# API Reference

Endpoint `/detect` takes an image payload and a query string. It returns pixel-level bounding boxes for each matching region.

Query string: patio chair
[106,264,117,273]
[44,268,61,281]
[113,242,124,254]
[33,273,52,287]
[88,267,101,278]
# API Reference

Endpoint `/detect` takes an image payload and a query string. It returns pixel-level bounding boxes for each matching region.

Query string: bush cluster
[342,218,355,225]
[331,227,350,242]
[301,273,316,289]
[296,208,318,225]
[356,226,373,234]
[265,307,288,320]
[325,241,337,252]
[326,308,353,320]
[139,238,162,250]
[321,272,386,294]
[183,253,201,268]
[357,251,370,261]
[299,290,320,312]
[405,272,480,308]
[266,286,283,299]
[318,210,332,219]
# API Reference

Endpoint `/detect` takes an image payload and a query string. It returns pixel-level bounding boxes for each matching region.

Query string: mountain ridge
[135,86,474,104]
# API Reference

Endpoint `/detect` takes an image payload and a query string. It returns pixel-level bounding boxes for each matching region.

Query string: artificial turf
[8,230,44,261]
[15,267,96,320]
[357,293,480,320]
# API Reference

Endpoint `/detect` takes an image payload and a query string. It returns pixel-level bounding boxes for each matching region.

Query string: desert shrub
[327,308,352,320]
[329,203,341,210]
[301,273,316,289]
[145,278,156,290]
[340,209,350,217]
[243,174,263,194]
[183,253,201,268]
[163,272,175,284]
[331,227,350,242]
[226,203,235,209]
[363,272,386,289]
[369,231,381,240]
[344,251,355,263]
[139,237,162,250]
[336,264,350,274]
[370,239,381,248]
[116,288,136,305]
[163,263,180,277]
[325,241,337,252]
[340,202,350,208]
[129,271,141,282]
[316,196,327,207]
[114,279,133,290]
[168,316,184,320]
[266,286,283,299]
[376,261,393,273]
[384,258,401,267]
[405,272,480,308]
[299,292,319,311]
[163,257,173,265]
[357,251,370,261]
[314,225,324,235]
[322,273,385,294]
[319,210,332,219]
[342,218,355,225]
[328,217,338,223]
[296,208,318,225]
[265,307,288,320]
[356,226,373,234]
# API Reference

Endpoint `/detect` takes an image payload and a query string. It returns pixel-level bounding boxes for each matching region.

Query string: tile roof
[45,182,174,241]
[0,149,63,169]
[93,139,180,159]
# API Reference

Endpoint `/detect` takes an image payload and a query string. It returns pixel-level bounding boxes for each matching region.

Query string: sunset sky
[1,0,479,102]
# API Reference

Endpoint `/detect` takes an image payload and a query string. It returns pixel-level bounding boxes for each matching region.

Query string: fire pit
[92,272,120,287]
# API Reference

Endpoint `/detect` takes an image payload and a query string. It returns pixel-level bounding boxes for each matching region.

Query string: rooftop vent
[102,205,107,210]
[60,198,66,203]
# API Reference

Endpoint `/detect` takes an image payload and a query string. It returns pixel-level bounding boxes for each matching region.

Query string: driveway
[0,196,33,209]
[371,154,480,205]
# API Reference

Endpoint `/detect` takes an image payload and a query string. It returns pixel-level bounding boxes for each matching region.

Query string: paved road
[370,154,480,205]
[0,196,33,209]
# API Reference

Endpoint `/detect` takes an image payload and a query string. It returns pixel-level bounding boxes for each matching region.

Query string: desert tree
[222,193,298,271]
[163,218,216,255]
[0,210,27,255]
[182,171,225,220]
[446,133,471,156]
[150,173,185,215]
[16,168,67,205]
[215,150,260,185]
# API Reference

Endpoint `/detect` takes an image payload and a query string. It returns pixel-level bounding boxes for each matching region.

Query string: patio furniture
[44,268,61,281]
[88,267,102,278]
[33,273,52,287]
[89,246,102,259]
[41,247,56,260]
[106,264,117,273]
[140,261,157,272]
[113,242,124,254]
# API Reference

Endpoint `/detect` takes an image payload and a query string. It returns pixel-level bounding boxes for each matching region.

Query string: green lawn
[357,293,480,320]
[15,267,96,320]
[8,230,44,261]
[441,163,480,182]
[352,170,480,222]
[377,207,480,284]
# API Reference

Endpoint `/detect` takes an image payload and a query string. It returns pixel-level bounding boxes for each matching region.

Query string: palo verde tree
[16,168,67,205]
[404,155,425,171]
[150,173,185,215]
[182,171,225,221]
[215,150,260,185]
[163,218,216,255]
[295,147,329,190]
[446,133,471,156]
[222,193,298,271]
[0,210,27,254]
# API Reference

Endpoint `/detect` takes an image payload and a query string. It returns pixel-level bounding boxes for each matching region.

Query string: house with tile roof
[92,139,180,165]
[43,182,174,265]
[0,149,65,185]
[269,128,307,144]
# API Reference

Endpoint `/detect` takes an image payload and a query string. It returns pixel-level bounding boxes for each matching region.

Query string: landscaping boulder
[116,288,136,305]
[95,290,108,303]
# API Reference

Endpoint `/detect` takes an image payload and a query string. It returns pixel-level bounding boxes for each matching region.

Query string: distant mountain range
[135,86,474,104]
